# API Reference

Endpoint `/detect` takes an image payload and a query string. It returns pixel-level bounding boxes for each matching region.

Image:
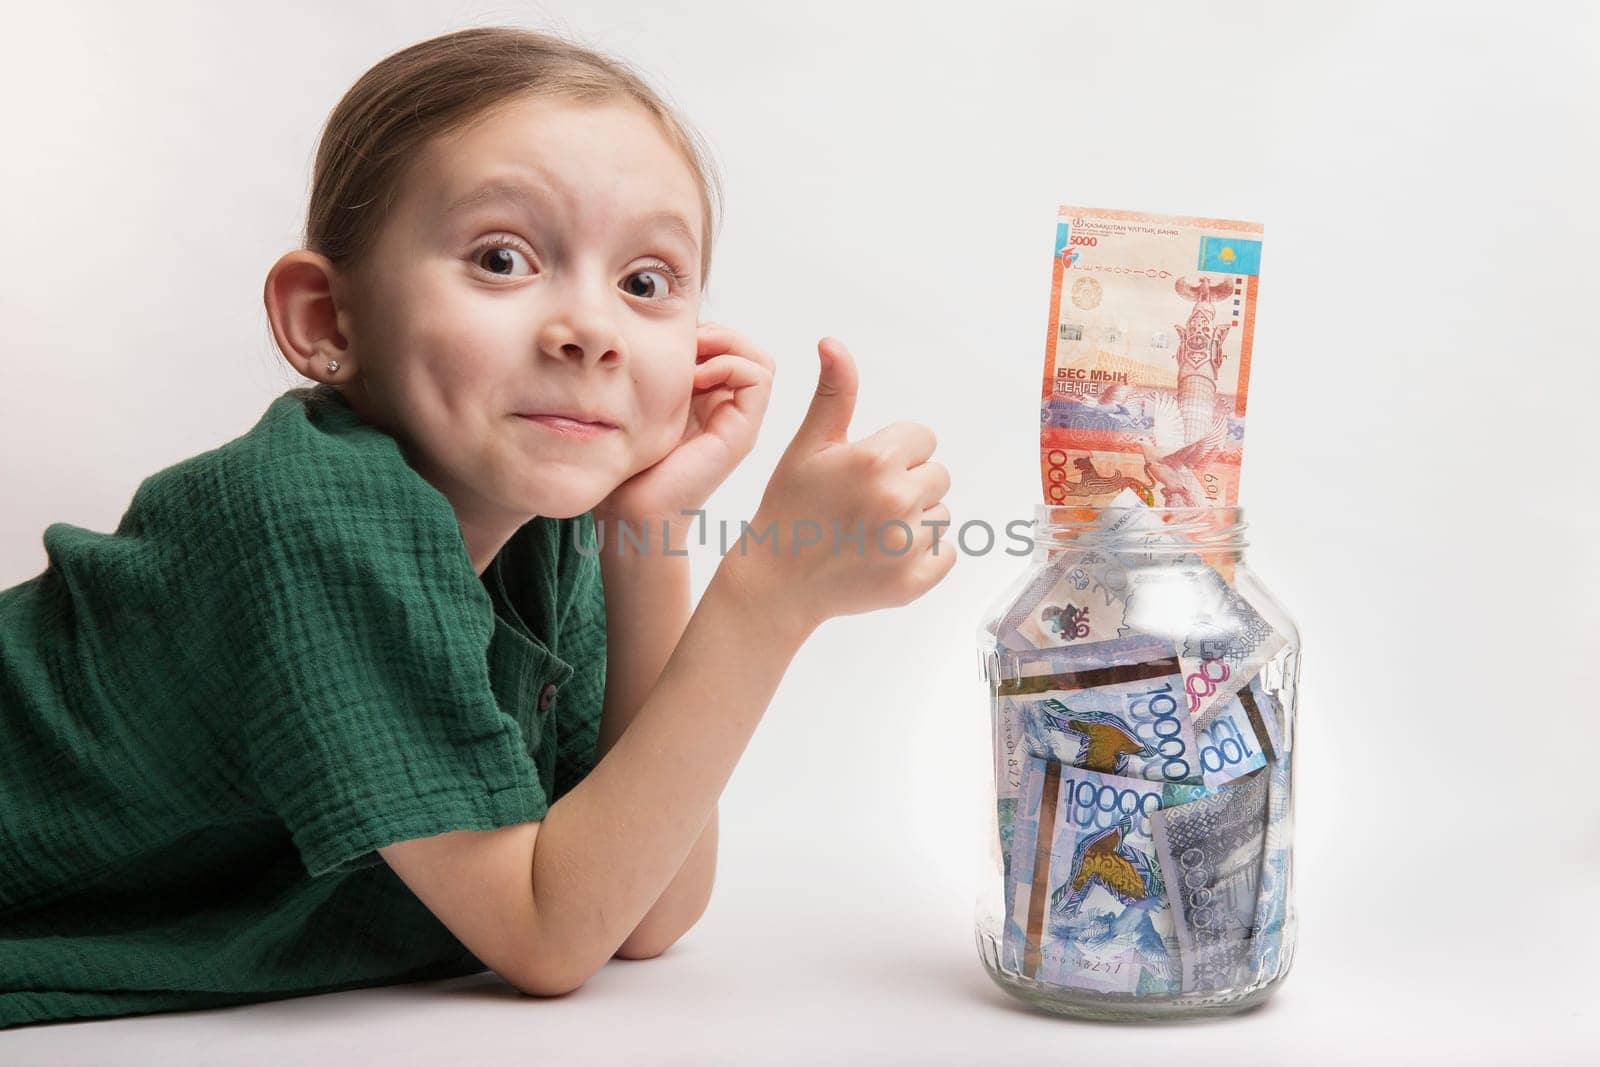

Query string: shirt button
[538,683,558,712]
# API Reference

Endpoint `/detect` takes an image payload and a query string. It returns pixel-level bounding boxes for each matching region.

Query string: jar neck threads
[1029,505,1248,563]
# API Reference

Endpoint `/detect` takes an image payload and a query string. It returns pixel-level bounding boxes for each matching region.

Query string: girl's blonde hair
[305,25,724,291]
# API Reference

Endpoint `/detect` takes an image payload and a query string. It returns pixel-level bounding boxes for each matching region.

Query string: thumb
[792,336,858,447]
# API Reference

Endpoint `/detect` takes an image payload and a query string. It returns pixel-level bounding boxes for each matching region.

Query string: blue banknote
[992,635,1185,803]
[999,653,1268,791]
[1024,674,1200,785]
[1150,765,1270,993]
[1248,753,1294,982]
[1193,694,1270,786]
[1001,754,1216,995]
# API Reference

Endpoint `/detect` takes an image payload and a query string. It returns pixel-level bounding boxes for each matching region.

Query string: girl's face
[335,94,704,549]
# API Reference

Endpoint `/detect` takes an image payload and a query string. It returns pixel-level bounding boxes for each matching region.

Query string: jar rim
[1030,504,1248,552]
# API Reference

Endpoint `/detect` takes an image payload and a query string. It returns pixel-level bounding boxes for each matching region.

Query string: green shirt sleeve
[225,387,548,878]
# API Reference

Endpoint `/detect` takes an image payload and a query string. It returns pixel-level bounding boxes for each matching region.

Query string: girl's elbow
[613,930,677,961]
[512,957,592,997]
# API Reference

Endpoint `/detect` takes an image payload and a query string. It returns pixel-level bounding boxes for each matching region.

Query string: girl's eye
[622,260,686,301]
[472,237,534,278]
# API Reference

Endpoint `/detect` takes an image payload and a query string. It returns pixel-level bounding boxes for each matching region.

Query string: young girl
[0,26,953,1027]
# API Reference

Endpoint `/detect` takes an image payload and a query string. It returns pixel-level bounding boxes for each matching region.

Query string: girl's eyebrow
[444,176,548,217]
[444,176,699,259]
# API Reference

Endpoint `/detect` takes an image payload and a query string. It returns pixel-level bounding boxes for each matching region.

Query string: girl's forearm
[593,519,706,958]
[529,550,810,989]
[595,517,693,763]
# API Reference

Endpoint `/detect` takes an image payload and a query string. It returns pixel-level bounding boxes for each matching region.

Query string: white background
[3,0,1597,1062]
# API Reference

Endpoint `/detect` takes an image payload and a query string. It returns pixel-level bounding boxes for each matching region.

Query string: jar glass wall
[974,505,1300,1020]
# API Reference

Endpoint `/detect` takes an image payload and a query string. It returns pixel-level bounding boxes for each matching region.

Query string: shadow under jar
[974,504,1300,1021]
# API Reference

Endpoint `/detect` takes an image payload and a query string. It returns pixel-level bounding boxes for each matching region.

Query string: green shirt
[0,382,607,1029]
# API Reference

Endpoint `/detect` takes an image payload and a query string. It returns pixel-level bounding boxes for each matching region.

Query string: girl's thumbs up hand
[785,336,859,451]
[721,337,955,640]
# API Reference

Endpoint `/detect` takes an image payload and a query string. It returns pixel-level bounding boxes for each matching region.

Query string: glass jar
[974,504,1300,1020]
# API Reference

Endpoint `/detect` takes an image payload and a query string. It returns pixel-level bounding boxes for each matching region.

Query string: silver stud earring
[326,359,340,374]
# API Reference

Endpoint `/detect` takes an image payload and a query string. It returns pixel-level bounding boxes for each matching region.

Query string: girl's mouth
[515,413,617,440]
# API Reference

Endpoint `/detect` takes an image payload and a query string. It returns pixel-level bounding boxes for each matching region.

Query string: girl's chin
[495,459,626,520]
[513,487,613,522]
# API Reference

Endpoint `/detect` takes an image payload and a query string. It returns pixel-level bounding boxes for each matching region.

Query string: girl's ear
[264,250,354,385]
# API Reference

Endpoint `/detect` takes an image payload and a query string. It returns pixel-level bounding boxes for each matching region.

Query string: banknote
[1233,670,1286,764]
[1193,692,1270,786]
[1249,756,1295,981]
[989,642,1272,892]
[1002,754,1216,995]
[1014,665,1268,789]
[997,546,1140,651]
[994,644,1188,801]
[1038,205,1265,508]
[1150,765,1270,993]
[1215,597,1298,750]
[1015,631,1180,678]
[994,672,1272,907]
[1249,848,1291,983]
[995,543,1285,725]
[997,795,1018,891]
[991,633,1184,880]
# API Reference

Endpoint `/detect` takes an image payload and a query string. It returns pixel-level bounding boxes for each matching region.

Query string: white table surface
[4,884,1594,1065]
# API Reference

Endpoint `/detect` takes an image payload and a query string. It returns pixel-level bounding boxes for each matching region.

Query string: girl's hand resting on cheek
[722,336,955,639]
[596,322,774,534]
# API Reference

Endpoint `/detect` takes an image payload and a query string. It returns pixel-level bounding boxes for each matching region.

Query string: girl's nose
[538,284,623,365]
